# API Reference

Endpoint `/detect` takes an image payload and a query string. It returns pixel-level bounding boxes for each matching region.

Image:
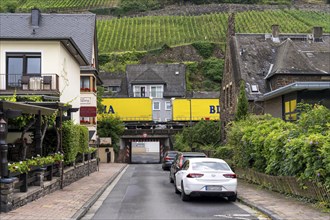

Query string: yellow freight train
[102,98,220,122]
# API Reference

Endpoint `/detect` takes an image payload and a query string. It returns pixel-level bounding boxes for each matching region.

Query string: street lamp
[188,99,192,127]
[171,98,175,122]
[187,99,194,151]
[0,116,9,178]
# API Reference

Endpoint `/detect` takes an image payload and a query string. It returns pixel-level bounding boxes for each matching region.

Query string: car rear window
[168,153,177,157]
[191,162,231,171]
[182,155,206,163]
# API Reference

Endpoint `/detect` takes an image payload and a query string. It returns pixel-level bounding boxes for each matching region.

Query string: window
[150,85,163,98]
[153,101,160,110]
[251,84,259,93]
[226,87,229,108]
[165,101,171,110]
[229,85,233,107]
[141,87,145,97]
[223,88,226,110]
[80,76,90,91]
[284,99,297,121]
[133,85,146,97]
[106,86,120,93]
[6,53,41,87]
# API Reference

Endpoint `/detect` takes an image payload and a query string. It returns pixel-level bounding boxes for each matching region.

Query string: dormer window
[251,84,259,93]
[150,85,163,98]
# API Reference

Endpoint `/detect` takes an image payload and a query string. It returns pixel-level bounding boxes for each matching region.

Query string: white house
[0,9,100,139]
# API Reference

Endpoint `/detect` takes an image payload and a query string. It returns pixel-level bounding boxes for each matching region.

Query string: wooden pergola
[0,101,61,178]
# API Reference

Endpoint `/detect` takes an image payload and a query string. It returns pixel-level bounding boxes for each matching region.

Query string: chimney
[312,27,323,42]
[31,8,41,27]
[271,24,280,43]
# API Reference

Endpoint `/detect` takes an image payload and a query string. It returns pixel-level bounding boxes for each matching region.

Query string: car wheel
[228,194,237,202]
[181,182,190,201]
[174,179,180,194]
[169,172,174,183]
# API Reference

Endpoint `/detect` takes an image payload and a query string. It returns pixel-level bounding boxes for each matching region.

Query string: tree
[235,80,248,121]
[97,114,125,153]
[97,86,105,114]
[4,1,18,13]
[174,120,221,152]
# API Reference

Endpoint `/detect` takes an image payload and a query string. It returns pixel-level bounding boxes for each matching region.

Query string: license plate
[206,186,222,191]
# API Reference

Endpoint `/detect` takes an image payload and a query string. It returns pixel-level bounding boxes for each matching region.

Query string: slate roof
[99,72,127,97]
[233,33,330,100]
[126,64,186,97]
[131,68,166,84]
[99,72,123,87]
[187,91,220,98]
[0,11,96,65]
[269,38,325,77]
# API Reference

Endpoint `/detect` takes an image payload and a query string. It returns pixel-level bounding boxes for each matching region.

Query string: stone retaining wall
[0,159,97,212]
[62,160,98,187]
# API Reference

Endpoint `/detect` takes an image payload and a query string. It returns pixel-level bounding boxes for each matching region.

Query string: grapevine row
[97,10,329,53]
[17,0,119,12]
[97,13,229,53]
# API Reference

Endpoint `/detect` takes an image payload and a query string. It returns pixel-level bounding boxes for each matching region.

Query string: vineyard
[97,13,228,53]
[14,0,119,12]
[96,9,330,53]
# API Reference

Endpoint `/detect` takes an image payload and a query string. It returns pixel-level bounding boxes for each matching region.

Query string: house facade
[0,9,100,139]
[221,15,330,140]
[100,64,220,163]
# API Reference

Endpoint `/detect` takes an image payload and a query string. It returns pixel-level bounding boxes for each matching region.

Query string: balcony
[0,74,60,95]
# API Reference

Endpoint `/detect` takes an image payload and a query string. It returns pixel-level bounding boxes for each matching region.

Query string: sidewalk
[0,163,328,220]
[0,163,127,220]
[237,180,330,220]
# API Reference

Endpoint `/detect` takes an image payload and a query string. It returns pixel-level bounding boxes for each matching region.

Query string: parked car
[162,151,178,170]
[169,152,207,183]
[174,157,237,202]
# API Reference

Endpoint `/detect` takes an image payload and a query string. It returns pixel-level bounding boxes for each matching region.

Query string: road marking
[214,214,251,220]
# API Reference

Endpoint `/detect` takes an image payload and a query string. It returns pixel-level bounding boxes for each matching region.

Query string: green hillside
[97,13,228,53]
[0,0,119,12]
[97,10,330,53]
[1,1,328,92]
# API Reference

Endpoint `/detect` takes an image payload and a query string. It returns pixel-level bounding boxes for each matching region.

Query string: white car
[174,157,237,202]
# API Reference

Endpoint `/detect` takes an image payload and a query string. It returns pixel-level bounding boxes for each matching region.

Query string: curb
[71,164,129,220]
[237,196,283,220]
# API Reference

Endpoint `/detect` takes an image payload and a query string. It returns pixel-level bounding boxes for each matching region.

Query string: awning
[259,82,330,101]
[80,106,97,117]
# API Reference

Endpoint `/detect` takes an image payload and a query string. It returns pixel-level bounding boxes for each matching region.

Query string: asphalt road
[87,164,264,220]
[131,152,160,163]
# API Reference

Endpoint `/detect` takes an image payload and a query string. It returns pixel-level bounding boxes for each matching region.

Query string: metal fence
[236,168,330,205]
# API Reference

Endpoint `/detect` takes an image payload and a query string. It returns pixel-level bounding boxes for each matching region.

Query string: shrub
[78,125,89,154]
[192,42,215,59]
[226,105,330,189]
[62,121,80,163]
[201,58,224,83]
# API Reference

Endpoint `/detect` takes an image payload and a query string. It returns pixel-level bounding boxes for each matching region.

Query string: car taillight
[223,173,237,179]
[187,173,204,178]
[164,156,170,161]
